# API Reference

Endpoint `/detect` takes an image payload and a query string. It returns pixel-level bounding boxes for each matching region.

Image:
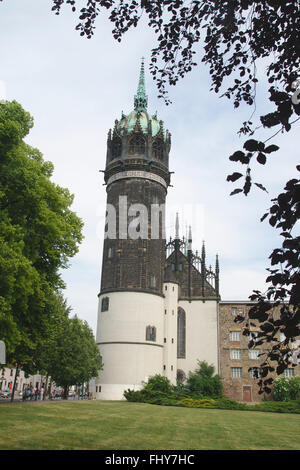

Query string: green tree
[186,361,223,398]
[47,315,101,398]
[0,100,83,377]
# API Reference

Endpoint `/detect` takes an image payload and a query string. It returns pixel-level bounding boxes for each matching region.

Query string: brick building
[219,302,300,402]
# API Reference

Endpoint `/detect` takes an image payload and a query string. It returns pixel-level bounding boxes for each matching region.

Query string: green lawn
[0,400,299,450]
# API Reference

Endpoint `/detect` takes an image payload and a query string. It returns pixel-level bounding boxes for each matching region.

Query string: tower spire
[134,58,148,112]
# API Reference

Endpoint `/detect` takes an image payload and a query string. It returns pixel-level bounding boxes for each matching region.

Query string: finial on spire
[175,212,179,239]
[202,240,206,262]
[215,253,219,272]
[188,225,192,251]
[134,58,148,112]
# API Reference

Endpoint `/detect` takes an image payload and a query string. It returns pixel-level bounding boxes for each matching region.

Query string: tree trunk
[10,363,19,402]
[63,384,69,399]
[43,375,49,400]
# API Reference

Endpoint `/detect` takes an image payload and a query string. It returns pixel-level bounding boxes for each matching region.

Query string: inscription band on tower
[107,170,168,189]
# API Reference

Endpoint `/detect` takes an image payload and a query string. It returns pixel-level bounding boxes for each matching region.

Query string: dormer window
[129,134,145,155]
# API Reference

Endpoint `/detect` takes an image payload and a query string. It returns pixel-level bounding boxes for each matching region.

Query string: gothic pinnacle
[175,212,179,239]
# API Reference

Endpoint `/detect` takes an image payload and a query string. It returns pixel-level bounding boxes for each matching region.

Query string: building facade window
[230,349,241,360]
[231,367,242,378]
[230,331,240,341]
[249,331,259,343]
[249,367,261,378]
[284,368,295,377]
[249,349,260,360]
[101,297,109,312]
[231,307,237,316]
[146,326,156,342]
[177,307,186,358]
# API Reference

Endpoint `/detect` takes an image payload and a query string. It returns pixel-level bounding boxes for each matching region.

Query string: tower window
[101,297,109,312]
[111,137,122,159]
[177,307,186,358]
[108,247,114,259]
[146,326,156,342]
[129,134,145,155]
[150,275,157,288]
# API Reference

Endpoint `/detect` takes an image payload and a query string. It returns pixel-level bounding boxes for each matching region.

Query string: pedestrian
[40,386,44,400]
[34,387,39,400]
[26,387,31,400]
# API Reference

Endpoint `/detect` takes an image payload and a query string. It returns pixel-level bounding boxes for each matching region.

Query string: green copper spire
[134,58,148,112]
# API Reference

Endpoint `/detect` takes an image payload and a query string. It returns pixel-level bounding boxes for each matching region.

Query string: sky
[0,1,299,334]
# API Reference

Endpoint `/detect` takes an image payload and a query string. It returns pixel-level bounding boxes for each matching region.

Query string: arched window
[177,369,186,384]
[111,137,122,159]
[146,325,156,342]
[177,308,186,358]
[129,134,145,155]
[152,138,163,160]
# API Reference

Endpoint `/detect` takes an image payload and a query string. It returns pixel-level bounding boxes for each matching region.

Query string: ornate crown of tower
[103,59,171,189]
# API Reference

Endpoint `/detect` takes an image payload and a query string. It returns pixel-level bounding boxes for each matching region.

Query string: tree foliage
[46,314,101,396]
[0,100,83,372]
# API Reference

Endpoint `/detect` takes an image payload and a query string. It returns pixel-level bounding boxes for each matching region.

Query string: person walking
[25,387,31,400]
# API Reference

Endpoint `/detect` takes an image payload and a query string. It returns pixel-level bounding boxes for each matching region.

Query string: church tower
[95,60,172,399]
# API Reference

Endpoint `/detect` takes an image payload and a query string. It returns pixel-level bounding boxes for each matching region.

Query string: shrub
[186,361,223,398]
[142,375,173,394]
[251,401,300,414]
[273,377,300,401]
[288,377,300,400]
[176,397,217,408]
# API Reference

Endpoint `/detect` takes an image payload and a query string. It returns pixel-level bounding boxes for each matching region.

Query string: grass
[0,400,299,450]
